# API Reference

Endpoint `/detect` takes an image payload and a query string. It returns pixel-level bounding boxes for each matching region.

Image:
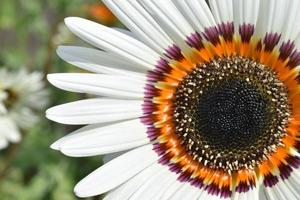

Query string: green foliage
[0,0,108,199]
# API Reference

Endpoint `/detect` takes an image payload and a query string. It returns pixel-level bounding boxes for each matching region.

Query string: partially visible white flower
[52,22,74,46]
[0,69,48,149]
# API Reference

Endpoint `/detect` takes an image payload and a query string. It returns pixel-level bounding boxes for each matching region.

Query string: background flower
[0,0,112,199]
[0,69,47,149]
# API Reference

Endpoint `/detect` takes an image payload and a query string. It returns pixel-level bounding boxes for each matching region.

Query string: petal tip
[50,140,61,150]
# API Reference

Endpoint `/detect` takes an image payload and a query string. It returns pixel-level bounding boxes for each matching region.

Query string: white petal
[0,102,7,114]
[264,182,298,200]
[281,0,300,42]
[171,183,203,200]
[233,187,259,200]
[104,0,173,54]
[275,180,299,200]
[0,117,21,143]
[173,0,216,33]
[209,0,233,24]
[232,0,260,31]
[46,98,143,125]
[198,191,227,200]
[161,178,185,200]
[74,144,159,197]
[65,17,160,70]
[52,119,149,157]
[129,165,178,200]
[255,0,288,37]
[0,137,8,150]
[47,73,145,99]
[102,151,127,164]
[140,0,194,50]
[113,28,136,38]
[57,46,147,77]
[103,162,161,200]
[283,169,300,198]
[259,186,269,200]
[50,121,114,150]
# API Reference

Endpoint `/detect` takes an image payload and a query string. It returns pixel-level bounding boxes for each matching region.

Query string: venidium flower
[0,69,47,149]
[47,0,300,199]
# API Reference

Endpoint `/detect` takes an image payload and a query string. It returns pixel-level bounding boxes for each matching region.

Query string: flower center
[173,56,290,172]
[3,88,18,110]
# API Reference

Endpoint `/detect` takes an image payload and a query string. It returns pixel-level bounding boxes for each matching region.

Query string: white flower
[47,0,300,199]
[0,69,47,149]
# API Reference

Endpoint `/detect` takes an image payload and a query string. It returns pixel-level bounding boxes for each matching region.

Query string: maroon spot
[140,116,153,125]
[256,39,263,51]
[278,163,293,180]
[143,83,156,98]
[204,26,220,45]
[152,143,167,155]
[220,188,232,199]
[178,172,191,182]
[235,182,252,193]
[263,32,281,52]
[158,154,170,165]
[168,163,181,174]
[263,174,279,187]
[205,183,221,196]
[287,50,300,68]
[218,22,234,42]
[190,178,204,188]
[286,155,300,169]
[279,40,295,61]
[164,44,184,60]
[155,58,171,73]
[239,23,255,43]
[186,32,204,50]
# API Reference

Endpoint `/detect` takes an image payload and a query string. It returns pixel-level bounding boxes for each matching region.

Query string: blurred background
[0,0,120,199]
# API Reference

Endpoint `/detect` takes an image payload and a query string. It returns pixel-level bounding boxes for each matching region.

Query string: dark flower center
[3,89,18,110]
[173,56,290,172]
[196,78,270,150]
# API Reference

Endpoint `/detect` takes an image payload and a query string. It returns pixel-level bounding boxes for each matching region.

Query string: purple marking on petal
[152,145,166,155]
[287,50,300,68]
[140,116,153,125]
[218,22,234,42]
[286,155,300,169]
[235,182,251,193]
[168,163,181,173]
[144,84,157,98]
[296,141,300,151]
[279,40,295,60]
[279,164,293,180]
[159,155,170,165]
[178,172,190,182]
[220,188,232,198]
[164,44,184,61]
[190,178,204,188]
[205,184,221,196]
[263,32,281,52]
[155,58,171,73]
[263,174,279,187]
[239,23,255,43]
[186,32,204,50]
[204,26,220,45]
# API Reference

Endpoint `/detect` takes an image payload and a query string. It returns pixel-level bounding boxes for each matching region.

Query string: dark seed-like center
[196,79,270,150]
[3,89,18,109]
[173,56,290,172]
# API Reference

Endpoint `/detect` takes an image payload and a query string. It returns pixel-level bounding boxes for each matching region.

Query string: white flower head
[48,0,300,199]
[0,69,47,149]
